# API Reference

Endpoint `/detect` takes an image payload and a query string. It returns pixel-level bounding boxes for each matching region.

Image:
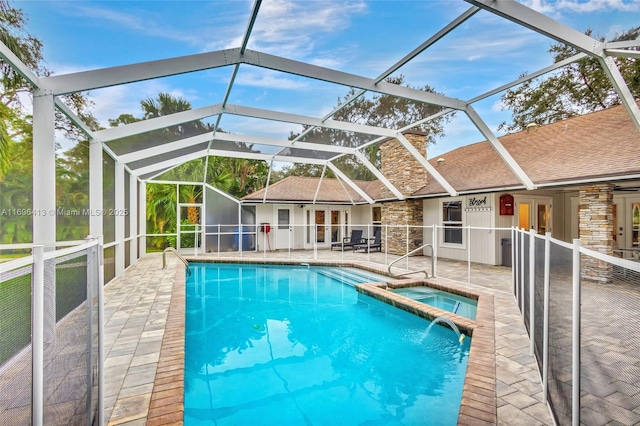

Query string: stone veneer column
[379,132,428,255]
[381,200,424,255]
[579,183,614,283]
[379,132,429,199]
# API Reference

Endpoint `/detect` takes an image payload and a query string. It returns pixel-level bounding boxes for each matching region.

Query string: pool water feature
[390,286,478,320]
[184,263,471,425]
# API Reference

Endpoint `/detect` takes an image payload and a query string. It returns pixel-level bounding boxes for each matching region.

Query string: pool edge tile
[458,291,497,425]
[147,264,185,426]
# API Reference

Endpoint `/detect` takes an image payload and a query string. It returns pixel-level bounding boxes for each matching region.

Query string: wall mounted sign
[465,195,492,212]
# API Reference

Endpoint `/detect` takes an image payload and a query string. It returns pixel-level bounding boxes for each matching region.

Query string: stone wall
[382,200,423,255]
[579,184,614,282]
[379,132,429,199]
[379,132,428,255]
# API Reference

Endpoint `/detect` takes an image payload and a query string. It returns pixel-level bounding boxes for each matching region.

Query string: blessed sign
[467,196,489,209]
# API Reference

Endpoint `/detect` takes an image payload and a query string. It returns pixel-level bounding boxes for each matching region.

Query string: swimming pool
[390,286,478,320]
[184,263,471,425]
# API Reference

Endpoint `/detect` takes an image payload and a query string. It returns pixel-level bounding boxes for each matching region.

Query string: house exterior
[241,103,640,277]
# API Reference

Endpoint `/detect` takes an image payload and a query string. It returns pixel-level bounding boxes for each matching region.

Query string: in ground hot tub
[390,286,477,320]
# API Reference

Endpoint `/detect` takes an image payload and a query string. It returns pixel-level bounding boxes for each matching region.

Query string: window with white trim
[442,200,463,244]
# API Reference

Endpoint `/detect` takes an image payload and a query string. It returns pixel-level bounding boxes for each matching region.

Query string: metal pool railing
[162,247,191,276]
[388,243,432,278]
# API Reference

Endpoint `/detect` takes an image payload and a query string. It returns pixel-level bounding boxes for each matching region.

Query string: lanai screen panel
[204,186,242,253]
[209,140,281,156]
[105,125,214,157]
[126,142,210,171]
[296,127,380,148]
[103,152,116,244]
[277,146,339,161]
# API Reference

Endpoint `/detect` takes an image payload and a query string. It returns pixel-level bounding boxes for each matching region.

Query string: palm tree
[146,183,177,250]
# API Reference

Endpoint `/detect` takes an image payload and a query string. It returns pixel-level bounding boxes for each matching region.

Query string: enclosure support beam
[115,162,125,277]
[32,245,44,426]
[129,172,138,265]
[598,56,640,133]
[326,163,374,204]
[139,181,147,256]
[89,139,104,239]
[572,239,581,426]
[465,0,602,56]
[466,106,535,190]
[542,232,551,401]
[395,133,457,196]
[353,150,405,200]
[32,91,57,245]
[529,229,536,356]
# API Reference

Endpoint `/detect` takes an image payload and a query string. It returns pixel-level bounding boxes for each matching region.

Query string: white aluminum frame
[1,0,638,290]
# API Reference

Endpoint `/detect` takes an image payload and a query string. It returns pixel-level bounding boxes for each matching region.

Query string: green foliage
[0,273,31,366]
[0,3,98,245]
[0,120,32,243]
[281,75,452,180]
[499,27,640,133]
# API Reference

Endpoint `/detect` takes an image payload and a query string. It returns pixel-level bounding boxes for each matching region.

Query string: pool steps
[316,267,390,287]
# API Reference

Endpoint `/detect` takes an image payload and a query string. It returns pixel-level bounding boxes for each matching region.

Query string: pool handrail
[387,243,433,278]
[162,247,192,276]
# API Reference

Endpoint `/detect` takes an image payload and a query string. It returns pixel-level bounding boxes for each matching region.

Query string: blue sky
[17,0,640,157]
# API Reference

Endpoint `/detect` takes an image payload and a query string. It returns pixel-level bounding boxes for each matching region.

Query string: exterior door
[632,201,640,248]
[275,206,293,250]
[517,201,531,230]
[331,210,341,244]
[178,204,202,255]
[536,203,550,234]
[315,210,326,243]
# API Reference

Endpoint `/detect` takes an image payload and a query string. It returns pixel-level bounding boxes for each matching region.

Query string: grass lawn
[0,258,88,366]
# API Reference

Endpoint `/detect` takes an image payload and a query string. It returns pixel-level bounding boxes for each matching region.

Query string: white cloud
[524,0,640,13]
[71,4,219,47]
[235,69,308,90]
[239,0,368,60]
[220,115,301,140]
[87,80,193,128]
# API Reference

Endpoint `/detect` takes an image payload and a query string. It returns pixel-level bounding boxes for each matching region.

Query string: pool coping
[147,259,496,425]
[146,264,186,425]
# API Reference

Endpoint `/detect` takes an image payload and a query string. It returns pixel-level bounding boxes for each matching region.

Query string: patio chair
[331,229,364,251]
[353,230,381,253]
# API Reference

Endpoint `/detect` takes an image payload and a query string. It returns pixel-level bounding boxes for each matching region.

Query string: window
[277,209,289,230]
[443,201,463,244]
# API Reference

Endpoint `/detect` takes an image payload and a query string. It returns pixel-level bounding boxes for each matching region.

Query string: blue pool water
[185,263,471,425]
[390,287,478,320]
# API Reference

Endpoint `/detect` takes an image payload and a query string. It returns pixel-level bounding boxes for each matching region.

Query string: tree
[282,75,452,180]
[0,6,45,178]
[499,27,640,133]
[0,4,99,246]
[114,93,270,248]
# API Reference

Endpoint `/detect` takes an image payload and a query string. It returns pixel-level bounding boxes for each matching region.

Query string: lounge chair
[353,230,381,253]
[331,229,364,251]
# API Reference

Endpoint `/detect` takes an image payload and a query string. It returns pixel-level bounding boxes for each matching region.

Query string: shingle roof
[242,176,385,203]
[242,103,640,203]
[413,102,640,196]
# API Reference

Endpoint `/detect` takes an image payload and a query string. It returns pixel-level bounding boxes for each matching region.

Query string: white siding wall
[424,195,500,265]
[351,204,374,237]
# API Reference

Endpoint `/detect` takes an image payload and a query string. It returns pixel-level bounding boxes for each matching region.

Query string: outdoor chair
[331,229,364,251]
[353,230,381,253]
